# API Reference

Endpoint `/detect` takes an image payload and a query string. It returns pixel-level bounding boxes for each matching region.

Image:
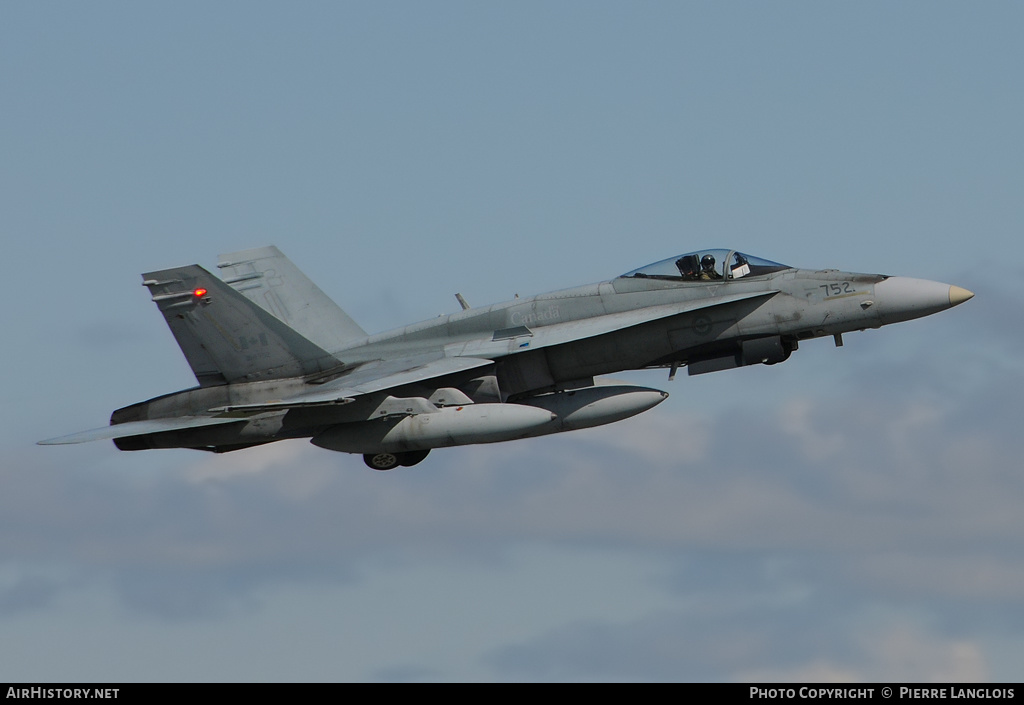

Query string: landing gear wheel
[398,449,430,467]
[364,452,400,471]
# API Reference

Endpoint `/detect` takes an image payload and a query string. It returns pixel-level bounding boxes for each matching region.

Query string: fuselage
[316,262,964,395]
[99,248,971,458]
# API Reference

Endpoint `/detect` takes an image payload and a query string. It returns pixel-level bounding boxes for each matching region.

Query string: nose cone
[874,277,974,325]
[949,285,975,307]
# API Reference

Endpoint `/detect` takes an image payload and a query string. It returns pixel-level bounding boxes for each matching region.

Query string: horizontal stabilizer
[38,416,245,445]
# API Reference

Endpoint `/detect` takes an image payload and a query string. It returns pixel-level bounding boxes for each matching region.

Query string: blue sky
[2,2,1022,682]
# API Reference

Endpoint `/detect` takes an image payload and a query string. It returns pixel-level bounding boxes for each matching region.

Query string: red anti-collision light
[193,288,208,298]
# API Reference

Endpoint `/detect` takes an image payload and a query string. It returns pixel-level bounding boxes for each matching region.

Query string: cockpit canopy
[620,249,790,282]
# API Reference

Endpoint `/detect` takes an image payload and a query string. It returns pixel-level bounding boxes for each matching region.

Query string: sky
[2,1,1023,682]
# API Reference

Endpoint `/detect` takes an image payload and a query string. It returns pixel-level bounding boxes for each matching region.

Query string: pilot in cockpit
[699,254,722,280]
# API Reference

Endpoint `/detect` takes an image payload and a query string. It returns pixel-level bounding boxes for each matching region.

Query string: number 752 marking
[819,282,856,297]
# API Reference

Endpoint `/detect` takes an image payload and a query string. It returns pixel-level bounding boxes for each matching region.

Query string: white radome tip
[948,286,975,306]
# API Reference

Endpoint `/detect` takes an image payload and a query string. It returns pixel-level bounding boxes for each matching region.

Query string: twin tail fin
[142,263,342,386]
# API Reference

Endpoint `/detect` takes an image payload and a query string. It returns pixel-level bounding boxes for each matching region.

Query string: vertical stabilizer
[217,246,368,353]
[142,264,340,386]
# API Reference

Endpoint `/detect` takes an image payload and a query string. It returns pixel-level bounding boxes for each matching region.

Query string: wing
[207,354,495,413]
[37,355,494,446]
[137,292,772,414]
[39,289,771,448]
[444,290,778,357]
[38,416,246,445]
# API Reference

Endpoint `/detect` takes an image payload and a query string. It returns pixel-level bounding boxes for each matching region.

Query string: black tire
[364,452,400,471]
[397,449,430,467]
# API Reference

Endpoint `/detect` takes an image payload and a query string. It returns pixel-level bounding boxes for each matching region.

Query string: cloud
[3,275,1021,680]
[7,317,1024,626]
[486,587,992,682]
[736,620,989,683]
[0,573,67,615]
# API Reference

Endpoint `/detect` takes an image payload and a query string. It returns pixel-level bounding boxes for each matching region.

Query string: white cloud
[737,622,989,683]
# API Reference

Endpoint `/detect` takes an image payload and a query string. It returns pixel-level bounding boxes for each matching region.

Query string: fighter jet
[40,246,973,470]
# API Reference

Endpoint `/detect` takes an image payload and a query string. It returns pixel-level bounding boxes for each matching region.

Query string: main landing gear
[363,449,431,471]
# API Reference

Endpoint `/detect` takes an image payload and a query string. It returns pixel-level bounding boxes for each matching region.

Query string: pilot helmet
[701,254,716,270]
